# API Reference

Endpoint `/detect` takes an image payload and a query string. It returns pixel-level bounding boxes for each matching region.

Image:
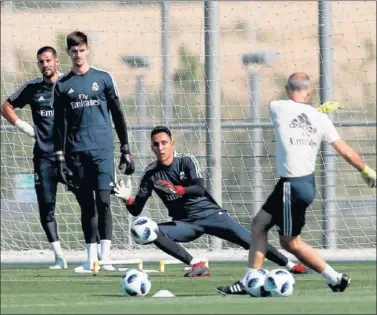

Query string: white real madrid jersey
[269,99,341,177]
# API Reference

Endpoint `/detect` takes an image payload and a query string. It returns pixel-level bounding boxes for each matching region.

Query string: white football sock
[86,243,98,262]
[51,241,64,259]
[321,264,341,285]
[285,261,295,270]
[100,239,111,261]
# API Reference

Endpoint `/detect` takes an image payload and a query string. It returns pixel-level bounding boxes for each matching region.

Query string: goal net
[1,1,376,263]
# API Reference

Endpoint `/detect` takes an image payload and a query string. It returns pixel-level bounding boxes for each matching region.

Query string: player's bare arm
[332,138,376,187]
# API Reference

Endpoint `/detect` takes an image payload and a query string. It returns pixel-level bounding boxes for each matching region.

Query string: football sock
[285,261,295,270]
[100,239,111,261]
[86,243,98,263]
[51,241,64,259]
[321,264,341,285]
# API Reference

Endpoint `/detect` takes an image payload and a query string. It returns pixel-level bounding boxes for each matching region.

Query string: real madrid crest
[92,82,99,91]
[179,171,187,181]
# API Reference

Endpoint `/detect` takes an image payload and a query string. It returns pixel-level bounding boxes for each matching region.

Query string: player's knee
[96,190,111,213]
[251,217,264,235]
[39,203,56,223]
[279,236,300,253]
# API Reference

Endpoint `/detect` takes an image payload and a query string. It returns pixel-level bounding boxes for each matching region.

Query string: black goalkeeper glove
[56,154,74,186]
[118,144,135,175]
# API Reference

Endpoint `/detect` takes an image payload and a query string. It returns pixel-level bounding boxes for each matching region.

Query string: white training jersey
[269,99,341,178]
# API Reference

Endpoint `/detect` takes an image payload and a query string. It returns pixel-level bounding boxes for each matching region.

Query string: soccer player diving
[113,125,310,280]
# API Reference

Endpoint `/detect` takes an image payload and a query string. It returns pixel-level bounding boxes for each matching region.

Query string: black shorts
[262,174,315,237]
[67,148,115,191]
[33,155,58,204]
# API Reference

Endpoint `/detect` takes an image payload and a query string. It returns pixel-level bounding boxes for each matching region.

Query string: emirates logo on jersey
[289,113,318,147]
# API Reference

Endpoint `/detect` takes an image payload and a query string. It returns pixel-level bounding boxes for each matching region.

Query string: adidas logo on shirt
[289,113,317,134]
[38,96,45,101]
[68,88,75,94]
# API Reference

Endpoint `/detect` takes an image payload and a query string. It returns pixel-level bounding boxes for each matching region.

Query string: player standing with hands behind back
[52,31,135,271]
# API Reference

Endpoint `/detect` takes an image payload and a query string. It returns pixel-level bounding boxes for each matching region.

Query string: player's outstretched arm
[154,178,206,196]
[114,169,154,216]
[114,178,149,216]
[1,101,34,138]
[153,153,206,197]
[332,139,376,188]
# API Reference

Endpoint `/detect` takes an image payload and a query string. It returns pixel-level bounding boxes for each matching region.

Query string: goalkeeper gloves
[118,144,135,175]
[15,119,35,138]
[55,153,74,186]
[154,180,185,195]
[114,178,133,203]
[316,101,344,114]
[360,165,376,188]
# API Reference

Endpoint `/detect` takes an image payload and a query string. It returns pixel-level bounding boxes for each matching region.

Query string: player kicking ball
[217,72,376,295]
[113,126,309,282]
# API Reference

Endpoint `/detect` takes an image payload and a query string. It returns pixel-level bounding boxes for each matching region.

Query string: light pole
[121,55,151,167]
[121,55,150,246]
[242,52,279,217]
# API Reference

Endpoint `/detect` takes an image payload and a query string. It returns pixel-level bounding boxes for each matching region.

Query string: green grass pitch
[1,262,375,314]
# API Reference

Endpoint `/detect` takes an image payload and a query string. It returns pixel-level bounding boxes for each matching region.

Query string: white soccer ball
[244,268,269,297]
[264,269,295,297]
[131,216,159,245]
[120,268,152,297]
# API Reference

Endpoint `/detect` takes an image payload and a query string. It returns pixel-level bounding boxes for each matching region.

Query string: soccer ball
[120,268,152,297]
[131,216,159,245]
[244,268,269,297]
[264,269,295,297]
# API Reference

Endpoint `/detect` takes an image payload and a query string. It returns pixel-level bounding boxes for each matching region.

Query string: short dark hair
[37,46,57,57]
[151,126,172,139]
[66,31,88,50]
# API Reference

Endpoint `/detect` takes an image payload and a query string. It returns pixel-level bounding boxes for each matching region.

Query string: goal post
[1,1,375,263]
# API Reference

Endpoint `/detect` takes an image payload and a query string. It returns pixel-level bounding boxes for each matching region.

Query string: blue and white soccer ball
[131,217,159,245]
[264,269,295,297]
[120,268,152,297]
[244,269,269,297]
